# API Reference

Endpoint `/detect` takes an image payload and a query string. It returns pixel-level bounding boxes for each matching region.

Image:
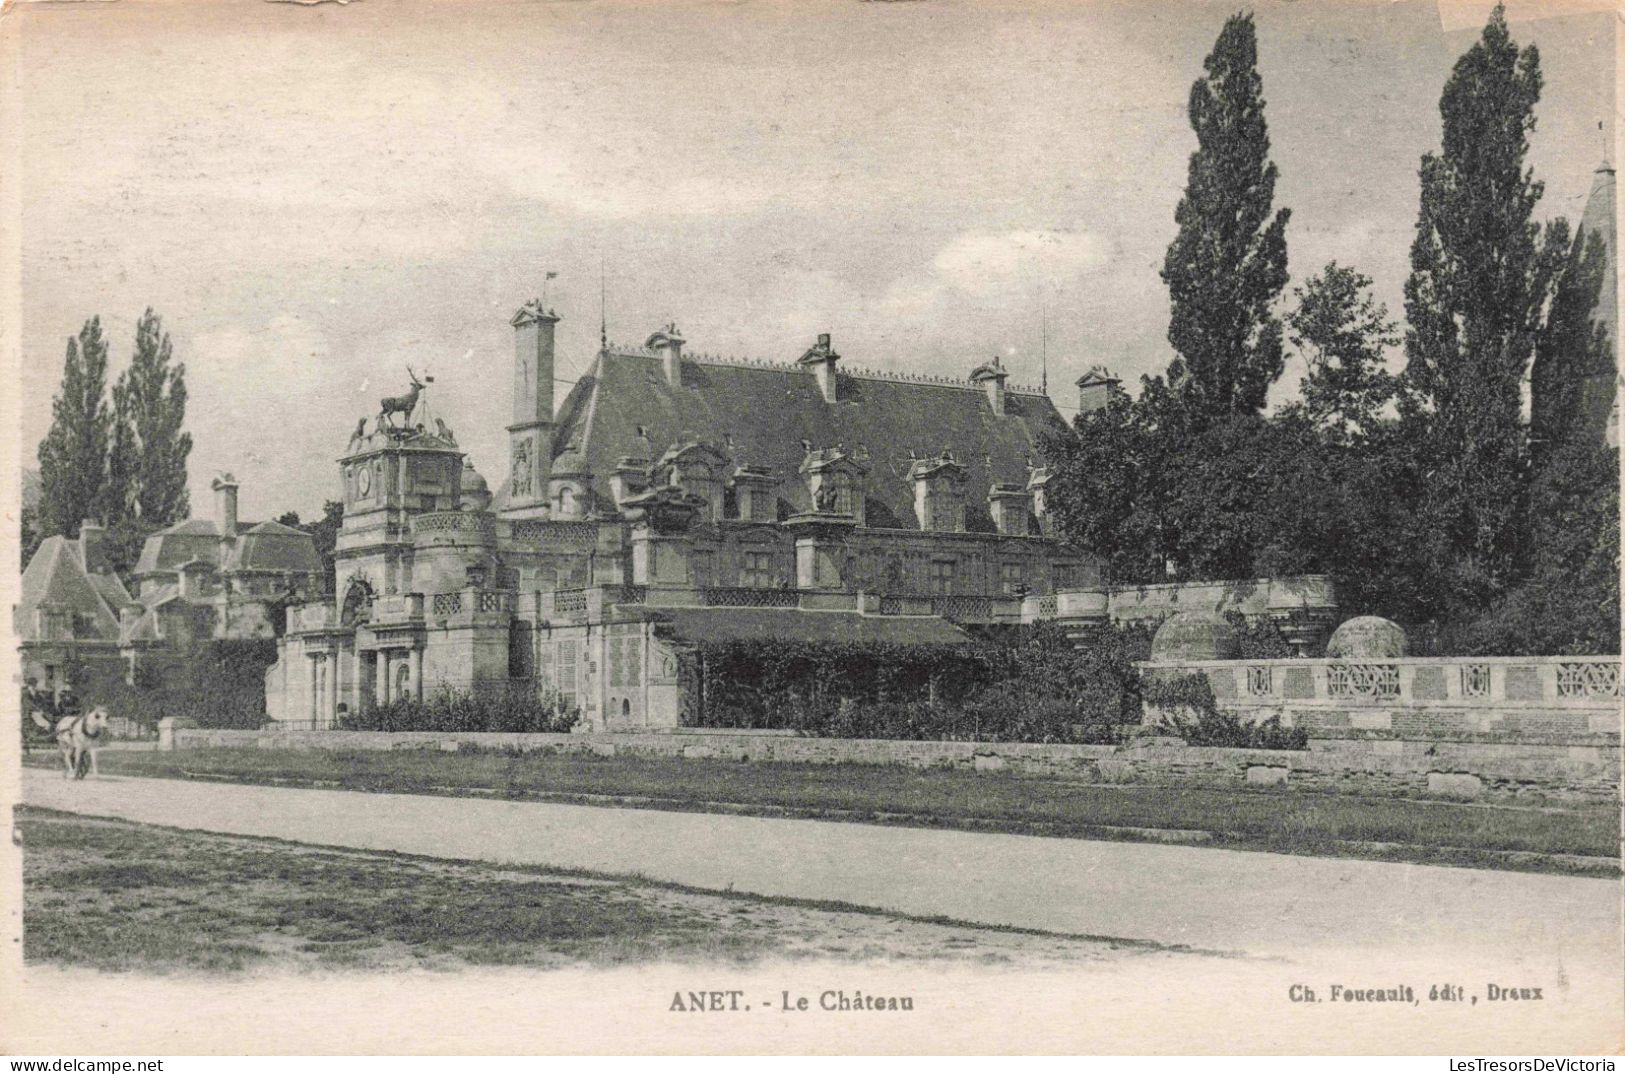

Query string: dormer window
[798,447,868,525]
[909,452,968,533]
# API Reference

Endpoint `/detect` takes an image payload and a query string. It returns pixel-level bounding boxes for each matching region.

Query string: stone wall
[170,724,1620,804]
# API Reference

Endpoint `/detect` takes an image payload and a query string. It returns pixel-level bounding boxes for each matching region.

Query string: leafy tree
[1159,11,1292,426]
[36,318,111,540]
[121,308,192,524]
[1401,4,1565,610]
[1452,435,1619,654]
[1285,262,1401,439]
[1039,387,1165,583]
[277,499,344,593]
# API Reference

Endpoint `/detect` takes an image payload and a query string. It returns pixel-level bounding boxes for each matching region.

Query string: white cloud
[879,228,1115,329]
[931,230,1113,297]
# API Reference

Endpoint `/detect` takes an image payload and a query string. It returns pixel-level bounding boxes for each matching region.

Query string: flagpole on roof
[1040,290,1048,396]
[600,251,609,356]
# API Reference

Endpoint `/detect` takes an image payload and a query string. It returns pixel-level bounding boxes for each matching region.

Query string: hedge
[681,622,1153,745]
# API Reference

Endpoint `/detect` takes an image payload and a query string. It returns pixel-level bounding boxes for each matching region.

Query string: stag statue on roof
[380,368,432,428]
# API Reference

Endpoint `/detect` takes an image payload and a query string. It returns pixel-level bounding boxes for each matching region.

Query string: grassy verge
[43,747,1622,876]
[19,807,1172,974]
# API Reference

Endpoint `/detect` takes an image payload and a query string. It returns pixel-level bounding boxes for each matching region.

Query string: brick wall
[170,725,1620,804]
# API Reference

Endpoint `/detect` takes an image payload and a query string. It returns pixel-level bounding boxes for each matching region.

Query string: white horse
[55,707,109,780]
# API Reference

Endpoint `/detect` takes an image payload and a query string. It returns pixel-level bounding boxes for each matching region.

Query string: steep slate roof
[541,348,1069,530]
[646,606,973,647]
[135,517,319,577]
[228,520,323,574]
[17,536,122,641]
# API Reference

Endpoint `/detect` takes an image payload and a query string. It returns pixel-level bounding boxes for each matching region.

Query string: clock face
[358,466,372,496]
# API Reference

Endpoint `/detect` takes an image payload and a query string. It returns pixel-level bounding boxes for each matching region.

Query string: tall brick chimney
[211,473,240,539]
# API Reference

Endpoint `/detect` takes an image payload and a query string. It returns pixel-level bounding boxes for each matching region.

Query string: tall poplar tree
[36,318,111,539]
[122,308,193,524]
[1159,11,1292,426]
[1402,4,1563,605]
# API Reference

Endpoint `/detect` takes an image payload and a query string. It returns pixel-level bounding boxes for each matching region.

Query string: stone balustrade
[1023,575,1337,630]
[1140,654,1622,740]
[427,588,512,623]
[411,511,496,538]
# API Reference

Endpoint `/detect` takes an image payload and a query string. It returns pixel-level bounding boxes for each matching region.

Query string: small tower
[505,300,558,519]
[1075,366,1121,416]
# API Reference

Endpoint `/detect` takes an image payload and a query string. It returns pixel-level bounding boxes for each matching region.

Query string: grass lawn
[18,807,1172,974]
[49,747,1621,876]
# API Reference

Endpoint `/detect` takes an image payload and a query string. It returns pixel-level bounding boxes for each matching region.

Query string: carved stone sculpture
[512,440,533,495]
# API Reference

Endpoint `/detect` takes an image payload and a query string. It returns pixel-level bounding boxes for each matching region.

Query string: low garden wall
[169,724,1621,804]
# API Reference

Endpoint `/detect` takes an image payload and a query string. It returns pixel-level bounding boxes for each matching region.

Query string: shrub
[339,682,577,734]
[1145,671,1307,750]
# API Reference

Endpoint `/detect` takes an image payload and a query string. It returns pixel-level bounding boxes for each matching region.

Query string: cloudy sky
[8,0,1618,521]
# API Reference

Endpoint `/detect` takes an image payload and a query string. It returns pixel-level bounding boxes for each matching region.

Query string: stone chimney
[211,473,240,539]
[647,324,686,389]
[987,483,1032,535]
[798,333,840,404]
[970,357,1009,416]
[77,521,108,573]
[1076,366,1121,416]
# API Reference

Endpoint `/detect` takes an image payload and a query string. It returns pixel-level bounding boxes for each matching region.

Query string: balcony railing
[429,588,512,620]
[700,587,800,608]
[411,512,496,537]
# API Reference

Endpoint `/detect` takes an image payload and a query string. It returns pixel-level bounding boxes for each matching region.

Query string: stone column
[375,652,390,705]
[309,655,321,723]
[326,650,340,727]
[410,648,424,702]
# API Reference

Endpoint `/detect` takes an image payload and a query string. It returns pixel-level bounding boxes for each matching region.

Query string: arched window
[621,698,631,718]
[555,486,575,517]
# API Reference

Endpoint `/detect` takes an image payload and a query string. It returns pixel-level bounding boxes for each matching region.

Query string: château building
[16,476,323,694]
[268,303,1113,730]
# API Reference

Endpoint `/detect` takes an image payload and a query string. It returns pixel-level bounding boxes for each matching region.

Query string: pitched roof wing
[17,536,121,640]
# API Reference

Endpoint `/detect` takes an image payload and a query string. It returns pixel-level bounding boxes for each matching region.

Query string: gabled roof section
[544,347,1069,529]
[134,519,223,576]
[17,536,122,641]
